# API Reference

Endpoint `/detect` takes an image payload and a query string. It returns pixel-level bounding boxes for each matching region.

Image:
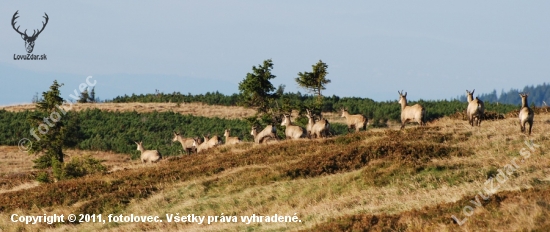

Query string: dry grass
[0,112,549,231]
[0,102,256,119]
[0,147,136,193]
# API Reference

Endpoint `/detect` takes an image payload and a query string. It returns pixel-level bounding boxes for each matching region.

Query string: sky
[1,1,549,106]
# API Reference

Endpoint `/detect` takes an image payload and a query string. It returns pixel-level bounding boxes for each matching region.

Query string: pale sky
[1,1,549,106]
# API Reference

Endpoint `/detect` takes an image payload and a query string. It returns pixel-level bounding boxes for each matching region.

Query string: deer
[224,129,241,145]
[340,108,367,132]
[280,114,306,139]
[306,109,330,138]
[193,134,222,153]
[11,11,49,53]
[519,93,534,135]
[398,90,426,129]
[250,125,277,144]
[172,132,196,155]
[135,141,162,163]
[466,89,485,127]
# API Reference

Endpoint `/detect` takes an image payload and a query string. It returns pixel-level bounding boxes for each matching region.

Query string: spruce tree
[28,80,67,179]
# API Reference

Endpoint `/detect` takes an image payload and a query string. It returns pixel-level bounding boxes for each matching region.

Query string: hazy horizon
[2,1,549,106]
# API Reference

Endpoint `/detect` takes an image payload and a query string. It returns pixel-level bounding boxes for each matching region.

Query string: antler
[31,13,49,38]
[11,11,49,39]
[11,11,26,37]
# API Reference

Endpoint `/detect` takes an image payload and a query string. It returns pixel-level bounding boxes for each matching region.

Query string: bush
[61,155,107,179]
[36,171,51,183]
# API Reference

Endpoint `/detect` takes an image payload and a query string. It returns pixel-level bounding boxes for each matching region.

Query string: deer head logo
[11,11,49,53]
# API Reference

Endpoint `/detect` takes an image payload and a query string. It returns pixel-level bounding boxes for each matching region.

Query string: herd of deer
[135,90,536,163]
[463,89,534,135]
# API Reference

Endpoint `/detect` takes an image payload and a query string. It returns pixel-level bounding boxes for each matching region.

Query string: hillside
[0,102,348,125]
[0,102,256,120]
[0,111,549,231]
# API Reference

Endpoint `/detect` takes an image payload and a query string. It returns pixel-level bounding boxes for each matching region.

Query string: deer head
[12,11,49,53]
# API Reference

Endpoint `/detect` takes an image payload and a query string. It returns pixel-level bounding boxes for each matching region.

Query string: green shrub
[61,154,107,179]
[36,171,51,183]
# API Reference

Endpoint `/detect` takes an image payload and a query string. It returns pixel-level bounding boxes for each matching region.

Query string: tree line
[456,83,550,107]
[108,59,519,127]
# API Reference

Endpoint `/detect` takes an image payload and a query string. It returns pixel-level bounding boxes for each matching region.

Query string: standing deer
[250,125,277,144]
[281,114,306,139]
[11,11,49,53]
[398,90,426,129]
[135,141,162,163]
[306,109,330,138]
[224,129,241,145]
[519,93,534,135]
[466,89,485,126]
[172,132,196,155]
[194,134,222,153]
[340,108,367,132]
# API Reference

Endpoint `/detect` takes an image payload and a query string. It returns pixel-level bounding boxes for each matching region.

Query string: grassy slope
[0,102,351,124]
[0,107,549,231]
[0,102,257,120]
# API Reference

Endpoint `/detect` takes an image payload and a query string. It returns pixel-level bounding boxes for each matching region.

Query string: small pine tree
[78,89,90,103]
[295,60,330,100]
[88,87,96,103]
[28,80,67,179]
[296,60,330,113]
[238,59,278,114]
[31,92,42,103]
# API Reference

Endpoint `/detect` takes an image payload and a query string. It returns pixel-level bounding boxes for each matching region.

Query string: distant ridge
[457,83,550,106]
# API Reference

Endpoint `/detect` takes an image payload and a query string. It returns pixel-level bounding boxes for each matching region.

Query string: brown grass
[0,112,549,231]
[0,147,136,193]
[0,102,256,119]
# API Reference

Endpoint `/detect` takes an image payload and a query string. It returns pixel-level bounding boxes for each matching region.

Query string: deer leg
[520,122,525,133]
